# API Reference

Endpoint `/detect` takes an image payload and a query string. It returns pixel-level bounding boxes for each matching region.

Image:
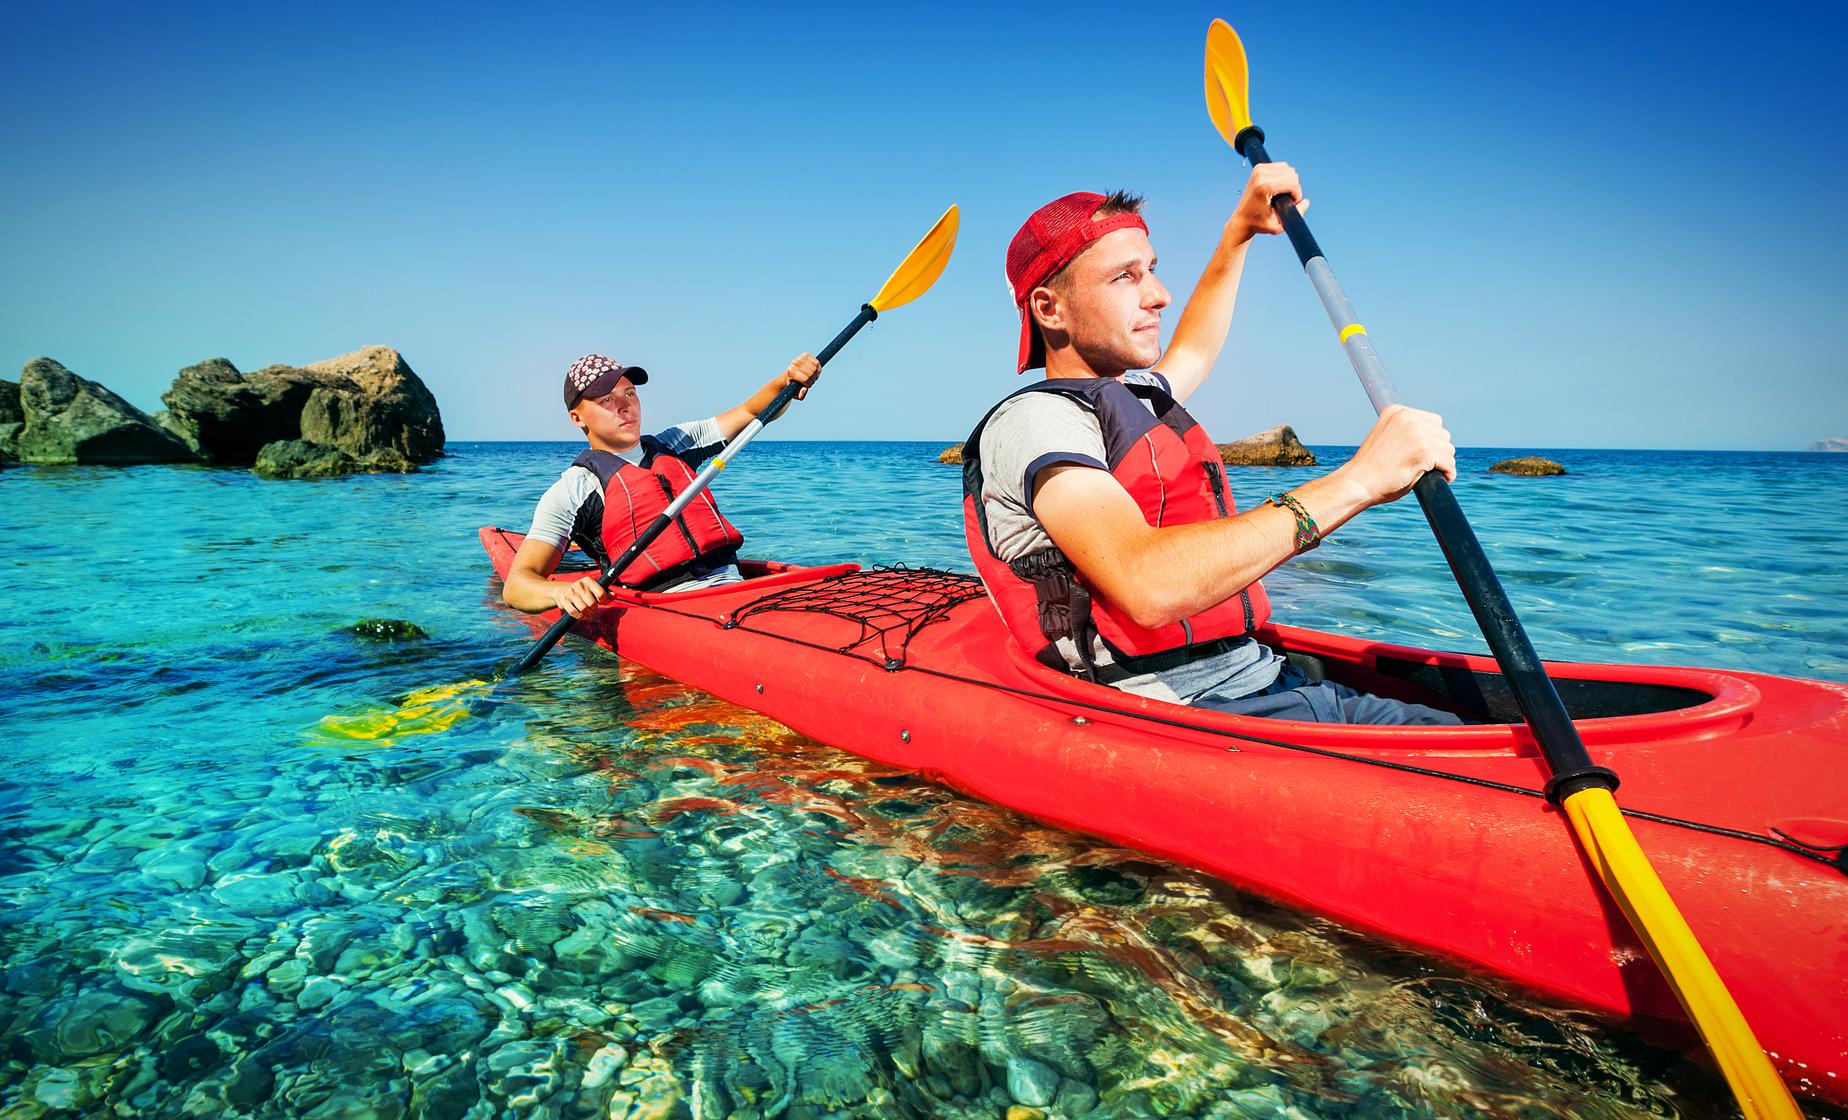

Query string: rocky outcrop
[161,346,443,466]
[252,439,418,480]
[0,379,21,460]
[10,359,199,465]
[1810,437,1847,453]
[1219,425,1316,467]
[159,358,327,461]
[298,347,444,462]
[938,444,964,464]
[1488,456,1566,476]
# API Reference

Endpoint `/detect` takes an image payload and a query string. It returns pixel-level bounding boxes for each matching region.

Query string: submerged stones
[1487,456,1567,476]
[348,618,430,640]
[253,439,419,480]
[1218,424,1317,467]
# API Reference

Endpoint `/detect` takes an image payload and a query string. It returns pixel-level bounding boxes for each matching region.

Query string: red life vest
[961,376,1270,675]
[572,442,744,590]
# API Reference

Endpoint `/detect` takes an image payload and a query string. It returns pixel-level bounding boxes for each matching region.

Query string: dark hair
[1092,189,1144,219]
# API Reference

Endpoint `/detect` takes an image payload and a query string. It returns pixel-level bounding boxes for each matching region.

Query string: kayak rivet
[754,683,763,694]
[899,729,911,743]
[1073,716,1091,726]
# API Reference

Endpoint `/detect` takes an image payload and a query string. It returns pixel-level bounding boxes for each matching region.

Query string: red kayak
[480,526,1848,1103]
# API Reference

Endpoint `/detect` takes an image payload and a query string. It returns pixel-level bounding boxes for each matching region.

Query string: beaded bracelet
[1264,491,1323,553]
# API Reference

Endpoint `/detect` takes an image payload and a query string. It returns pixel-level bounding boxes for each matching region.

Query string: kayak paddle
[1203,19,1801,1119]
[508,204,961,675]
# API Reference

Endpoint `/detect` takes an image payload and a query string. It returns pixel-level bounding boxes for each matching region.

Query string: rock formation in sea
[3,346,443,476]
[5,359,199,465]
[938,444,963,464]
[0,378,22,460]
[1488,456,1566,476]
[1218,425,1316,467]
[1810,437,1847,453]
[162,345,444,472]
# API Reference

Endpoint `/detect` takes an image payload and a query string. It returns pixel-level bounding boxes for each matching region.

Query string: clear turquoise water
[1,442,1844,1118]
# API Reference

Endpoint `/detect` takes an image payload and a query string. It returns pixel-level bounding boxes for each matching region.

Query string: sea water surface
[1,442,1844,1119]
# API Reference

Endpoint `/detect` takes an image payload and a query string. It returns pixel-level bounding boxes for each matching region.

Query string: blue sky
[3,2,1843,449]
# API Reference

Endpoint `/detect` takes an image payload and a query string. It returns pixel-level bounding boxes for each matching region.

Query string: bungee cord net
[726,565,985,669]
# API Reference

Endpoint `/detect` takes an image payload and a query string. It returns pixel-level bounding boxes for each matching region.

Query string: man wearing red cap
[502,352,819,618]
[961,168,1462,723]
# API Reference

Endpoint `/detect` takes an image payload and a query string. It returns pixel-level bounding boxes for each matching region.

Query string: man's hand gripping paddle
[1204,20,1799,1118]
[508,204,961,676]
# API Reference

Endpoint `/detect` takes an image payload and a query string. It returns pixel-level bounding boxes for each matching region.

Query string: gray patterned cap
[564,354,649,408]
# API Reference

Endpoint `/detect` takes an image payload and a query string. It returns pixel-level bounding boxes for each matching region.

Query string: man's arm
[714,353,823,440]
[1032,404,1453,628]
[501,537,611,618]
[1157,163,1308,403]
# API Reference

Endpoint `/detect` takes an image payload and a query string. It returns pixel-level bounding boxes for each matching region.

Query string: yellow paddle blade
[312,678,493,744]
[1563,789,1803,1119]
[868,204,959,313]
[1204,18,1254,146]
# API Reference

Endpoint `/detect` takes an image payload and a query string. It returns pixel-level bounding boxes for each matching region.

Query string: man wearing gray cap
[501,352,819,616]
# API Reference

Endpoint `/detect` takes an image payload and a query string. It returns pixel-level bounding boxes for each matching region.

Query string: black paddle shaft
[1235,125,1616,804]
[509,304,878,676]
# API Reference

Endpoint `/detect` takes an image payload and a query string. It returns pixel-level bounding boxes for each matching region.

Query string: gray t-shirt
[975,371,1281,703]
[527,418,742,592]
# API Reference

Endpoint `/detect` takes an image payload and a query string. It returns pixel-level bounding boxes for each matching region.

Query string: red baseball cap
[564,354,649,408]
[1005,192,1149,373]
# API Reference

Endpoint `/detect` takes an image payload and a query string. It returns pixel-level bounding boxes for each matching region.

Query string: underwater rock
[50,987,157,1058]
[1054,1078,1099,1115]
[1006,1056,1060,1108]
[1219,425,1317,467]
[133,838,215,890]
[12,358,199,464]
[938,443,964,464]
[251,438,418,480]
[212,870,304,918]
[1487,456,1566,476]
[348,618,430,640]
[583,1043,629,1090]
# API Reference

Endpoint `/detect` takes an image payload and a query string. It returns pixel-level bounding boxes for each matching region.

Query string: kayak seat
[1373,657,1713,723]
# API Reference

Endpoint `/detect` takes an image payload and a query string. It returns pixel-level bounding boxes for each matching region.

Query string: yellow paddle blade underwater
[312,678,494,744]
[868,204,959,313]
[1563,790,1804,1119]
[1204,18,1254,146]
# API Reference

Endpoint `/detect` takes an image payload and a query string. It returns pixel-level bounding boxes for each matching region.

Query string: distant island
[1811,437,1847,453]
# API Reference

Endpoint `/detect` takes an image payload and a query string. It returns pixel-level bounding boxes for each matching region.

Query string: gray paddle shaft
[1234,124,1615,801]
[1305,258,1399,415]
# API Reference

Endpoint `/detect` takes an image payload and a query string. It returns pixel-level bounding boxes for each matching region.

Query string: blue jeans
[1199,662,1465,725]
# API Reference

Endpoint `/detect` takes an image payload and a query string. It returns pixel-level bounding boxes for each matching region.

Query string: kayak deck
[482,526,1848,1103]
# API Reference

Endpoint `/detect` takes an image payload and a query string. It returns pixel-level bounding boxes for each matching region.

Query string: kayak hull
[480,527,1848,1103]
